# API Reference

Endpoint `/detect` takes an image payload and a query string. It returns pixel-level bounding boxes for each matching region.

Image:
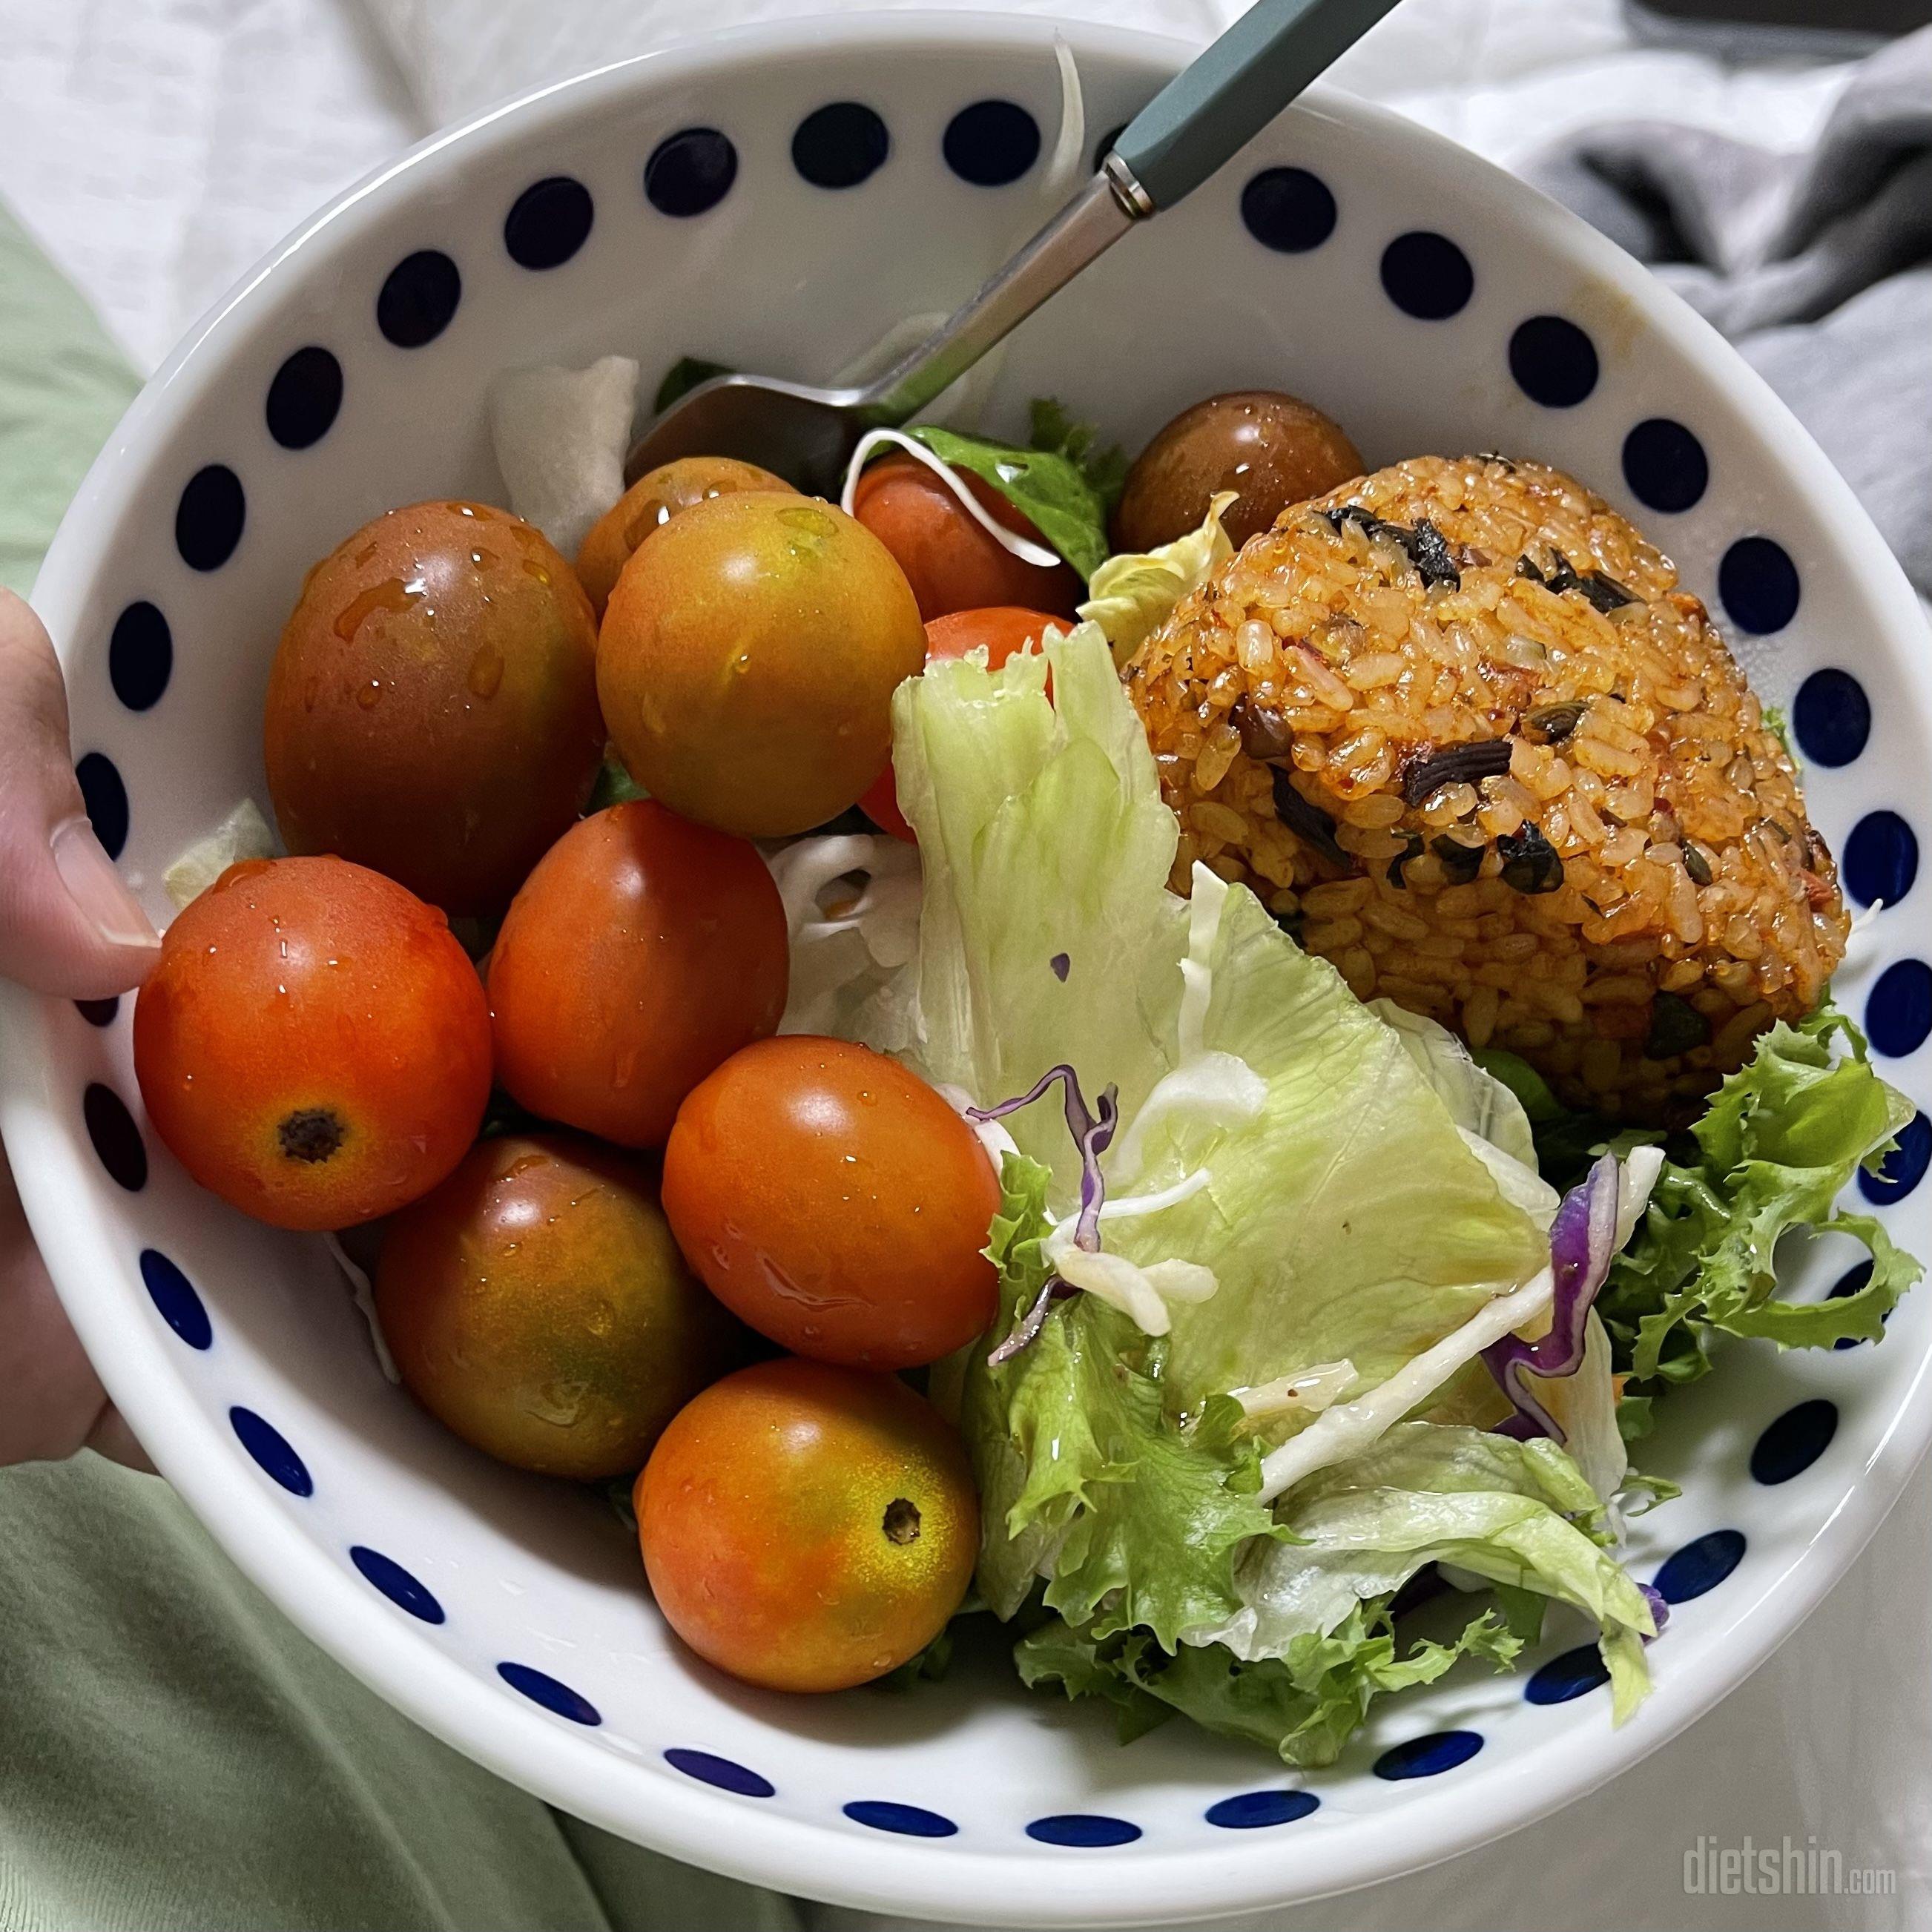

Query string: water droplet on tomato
[332,576,419,642]
[355,679,383,710]
[466,644,504,698]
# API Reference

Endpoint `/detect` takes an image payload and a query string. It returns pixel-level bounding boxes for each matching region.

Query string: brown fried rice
[1124,454,1848,1122]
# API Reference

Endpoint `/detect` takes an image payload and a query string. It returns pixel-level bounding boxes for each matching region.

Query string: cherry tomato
[637,1357,977,1692]
[377,1134,744,1479]
[263,501,604,916]
[857,605,1066,840]
[599,493,923,839]
[489,799,789,1149]
[133,857,491,1230]
[1113,391,1364,553]
[849,453,1081,623]
[662,1036,1000,1370]
[575,457,794,618]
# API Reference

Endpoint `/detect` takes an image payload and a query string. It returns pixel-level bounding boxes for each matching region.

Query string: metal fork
[624,0,1402,492]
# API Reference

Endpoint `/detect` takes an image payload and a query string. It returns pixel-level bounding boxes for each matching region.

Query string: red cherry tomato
[857,606,1066,841]
[661,1035,1000,1370]
[489,800,789,1150]
[637,1357,977,1692]
[849,453,1079,624]
[133,857,491,1230]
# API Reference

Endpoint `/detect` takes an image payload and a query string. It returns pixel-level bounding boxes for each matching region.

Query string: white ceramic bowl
[5,16,1930,1925]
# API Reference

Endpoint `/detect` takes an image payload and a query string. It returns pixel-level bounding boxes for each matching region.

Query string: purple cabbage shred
[1482,1152,1621,1446]
[969,1064,1120,1364]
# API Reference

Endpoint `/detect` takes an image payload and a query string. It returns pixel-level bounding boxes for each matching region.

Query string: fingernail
[51,816,159,952]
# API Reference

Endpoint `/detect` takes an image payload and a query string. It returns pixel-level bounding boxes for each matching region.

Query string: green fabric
[0,205,139,593]
[0,1459,797,1932]
[0,203,797,1932]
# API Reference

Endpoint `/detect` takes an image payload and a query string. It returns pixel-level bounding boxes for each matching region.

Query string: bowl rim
[7,13,1932,1925]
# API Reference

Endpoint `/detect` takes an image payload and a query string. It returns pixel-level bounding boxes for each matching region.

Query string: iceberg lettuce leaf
[1076,492,1235,665]
[1194,1422,1655,1721]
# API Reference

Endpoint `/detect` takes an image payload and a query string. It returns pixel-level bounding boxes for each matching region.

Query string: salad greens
[1598,1007,1920,1407]
[874,625,1666,1761]
[1017,1598,1523,1767]
[1078,493,1236,667]
[1027,398,1130,513]
[905,424,1114,580]
[1020,1421,1656,1766]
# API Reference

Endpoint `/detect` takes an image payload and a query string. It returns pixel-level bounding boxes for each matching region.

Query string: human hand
[0,585,161,1466]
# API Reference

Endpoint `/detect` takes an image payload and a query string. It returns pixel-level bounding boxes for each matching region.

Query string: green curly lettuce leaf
[1028,398,1129,513]
[1016,1598,1523,1769]
[1598,1006,1920,1390]
[959,1153,1285,1646]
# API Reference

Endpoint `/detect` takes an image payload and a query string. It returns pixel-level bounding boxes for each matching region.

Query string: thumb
[0,588,161,999]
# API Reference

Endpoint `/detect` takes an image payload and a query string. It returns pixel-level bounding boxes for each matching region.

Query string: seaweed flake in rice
[1123,454,1848,1121]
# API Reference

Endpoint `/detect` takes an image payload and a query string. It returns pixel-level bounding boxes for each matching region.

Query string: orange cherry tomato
[857,605,1066,840]
[377,1134,745,1479]
[489,799,788,1150]
[574,456,793,618]
[637,1356,977,1692]
[849,453,1080,624]
[133,857,491,1230]
[597,492,924,838]
[661,1036,1000,1370]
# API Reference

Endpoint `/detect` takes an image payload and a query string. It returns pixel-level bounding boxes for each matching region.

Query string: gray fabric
[1525,25,1932,599]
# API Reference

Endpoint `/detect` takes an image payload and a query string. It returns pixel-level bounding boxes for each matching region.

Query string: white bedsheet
[0,4,1922,1928]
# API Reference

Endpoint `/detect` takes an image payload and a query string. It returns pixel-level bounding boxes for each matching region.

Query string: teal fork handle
[1111,0,1403,211]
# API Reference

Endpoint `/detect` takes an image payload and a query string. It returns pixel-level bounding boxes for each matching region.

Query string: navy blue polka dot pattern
[229,1405,313,1497]
[1373,1730,1483,1780]
[1525,1644,1609,1705]
[1867,959,1932,1059]
[76,995,119,1028]
[1205,1790,1319,1829]
[943,100,1041,188]
[1241,167,1337,254]
[265,346,343,449]
[792,102,890,189]
[1379,232,1473,320]
[109,601,172,711]
[843,1800,957,1837]
[663,1747,772,1796]
[504,177,594,269]
[1654,1528,1746,1603]
[1750,1399,1838,1486]
[1844,811,1916,909]
[1718,535,1801,635]
[498,1662,600,1724]
[1829,1258,1882,1349]
[83,1082,145,1190]
[139,1248,211,1349]
[645,129,739,218]
[350,1546,446,1623]
[76,751,129,859]
[174,464,245,571]
[1859,1110,1931,1205]
[1792,669,1870,768]
[1621,417,1709,513]
[1026,1813,1142,1847]
[1508,316,1598,407]
[377,251,462,348]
